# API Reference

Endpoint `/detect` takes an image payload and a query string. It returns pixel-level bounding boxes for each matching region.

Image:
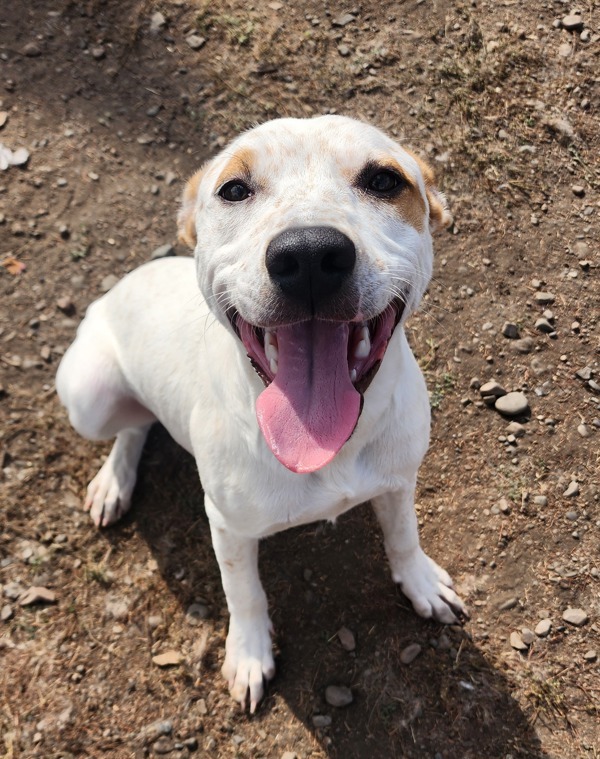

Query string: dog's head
[178,115,450,474]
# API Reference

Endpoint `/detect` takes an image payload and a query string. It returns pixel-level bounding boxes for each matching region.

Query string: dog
[56,115,467,712]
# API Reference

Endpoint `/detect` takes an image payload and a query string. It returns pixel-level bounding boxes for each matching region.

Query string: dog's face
[178,116,450,474]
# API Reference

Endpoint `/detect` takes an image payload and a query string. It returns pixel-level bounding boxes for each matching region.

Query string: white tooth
[270,357,278,375]
[264,330,279,362]
[354,327,371,359]
[350,368,357,383]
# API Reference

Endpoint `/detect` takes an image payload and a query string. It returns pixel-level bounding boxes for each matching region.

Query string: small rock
[150,243,175,260]
[185,603,209,625]
[583,650,597,662]
[10,147,30,167]
[400,643,422,664]
[521,628,535,645]
[281,753,298,759]
[312,715,332,728]
[535,619,552,637]
[90,45,106,60]
[571,185,585,197]
[499,596,518,611]
[332,12,356,27]
[533,495,548,507]
[479,381,506,398]
[101,274,119,292]
[186,34,206,50]
[498,498,511,514]
[105,596,129,620]
[512,337,534,354]
[2,582,22,601]
[325,684,353,707]
[150,11,166,31]
[577,424,590,438]
[534,291,555,305]
[19,587,57,606]
[575,366,593,381]
[535,318,554,334]
[565,510,578,521]
[152,650,183,667]
[337,44,351,57]
[562,608,588,627]
[1,604,13,622]
[502,322,520,339]
[561,14,584,32]
[563,481,579,498]
[147,614,163,629]
[495,392,529,417]
[510,631,528,651]
[22,41,42,57]
[138,719,173,745]
[56,297,75,314]
[558,42,572,57]
[153,737,174,755]
[337,626,356,651]
[506,422,526,438]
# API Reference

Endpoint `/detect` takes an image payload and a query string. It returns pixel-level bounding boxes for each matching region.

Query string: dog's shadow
[113,425,548,759]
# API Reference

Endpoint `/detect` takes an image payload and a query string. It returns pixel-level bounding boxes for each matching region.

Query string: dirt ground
[1,0,599,757]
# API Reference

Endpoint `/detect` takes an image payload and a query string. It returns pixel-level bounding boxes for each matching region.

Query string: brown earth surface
[1,1,599,757]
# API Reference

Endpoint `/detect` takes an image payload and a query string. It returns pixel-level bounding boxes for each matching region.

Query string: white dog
[56,115,467,712]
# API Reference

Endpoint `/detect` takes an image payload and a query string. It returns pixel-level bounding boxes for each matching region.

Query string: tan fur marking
[177,166,207,248]
[385,158,427,233]
[404,149,452,233]
[215,147,256,190]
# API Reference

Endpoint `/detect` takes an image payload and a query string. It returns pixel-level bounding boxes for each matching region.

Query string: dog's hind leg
[56,326,156,527]
[372,485,468,624]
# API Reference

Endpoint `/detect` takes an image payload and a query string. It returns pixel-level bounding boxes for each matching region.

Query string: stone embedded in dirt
[19,586,56,606]
[152,650,183,667]
[150,243,175,260]
[535,318,554,334]
[400,643,422,664]
[562,14,584,32]
[185,602,209,625]
[510,631,528,651]
[105,596,129,619]
[565,510,578,522]
[575,366,593,381]
[325,684,353,707]
[150,11,166,32]
[558,42,572,58]
[502,322,519,339]
[498,498,511,514]
[337,626,356,651]
[506,422,526,438]
[534,291,555,305]
[571,185,585,197]
[281,752,298,759]
[147,614,163,629]
[589,379,600,392]
[583,650,597,662]
[152,737,174,754]
[90,45,106,60]
[577,424,590,438]
[186,34,206,50]
[499,596,518,611]
[563,481,579,498]
[479,381,506,399]
[101,274,119,292]
[312,715,332,727]
[1,604,13,621]
[535,619,552,637]
[332,12,356,27]
[337,44,351,57]
[22,41,41,57]
[562,608,588,627]
[495,392,529,417]
[56,296,75,315]
[533,495,548,507]
[3,582,22,600]
[512,337,534,354]
[138,719,173,744]
[521,628,535,645]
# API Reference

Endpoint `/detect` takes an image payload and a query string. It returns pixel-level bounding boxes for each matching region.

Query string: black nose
[266,226,356,312]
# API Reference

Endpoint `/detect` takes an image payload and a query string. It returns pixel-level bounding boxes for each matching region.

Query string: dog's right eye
[218,180,252,202]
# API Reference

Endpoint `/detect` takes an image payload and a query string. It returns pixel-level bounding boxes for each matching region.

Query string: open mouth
[228,299,405,474]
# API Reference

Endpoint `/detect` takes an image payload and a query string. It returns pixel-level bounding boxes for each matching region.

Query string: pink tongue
[256,321,361,473]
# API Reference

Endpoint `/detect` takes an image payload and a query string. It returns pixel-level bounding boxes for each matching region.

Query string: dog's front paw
[393,548,468,624]
[84,458,135,528]
[222,615,275,713]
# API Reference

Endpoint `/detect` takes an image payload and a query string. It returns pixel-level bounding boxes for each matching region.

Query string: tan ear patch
[177,166,206,249]
[215,146,256,190]
[405,150,452,233]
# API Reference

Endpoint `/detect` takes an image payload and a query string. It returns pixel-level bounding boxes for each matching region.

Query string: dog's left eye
[366,169,404,196]
[218,180,252,202]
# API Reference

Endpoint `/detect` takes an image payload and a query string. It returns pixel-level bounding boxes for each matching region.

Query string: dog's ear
[409,152,453,233]
[177,166,206,248]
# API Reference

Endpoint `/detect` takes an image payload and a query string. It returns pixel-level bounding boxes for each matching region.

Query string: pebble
[400,643,422,664]
[502,322,519,339]
[1,604,13,621]
[534,292,555,305]
[558,42,572,57]
[150,11,166,31]
[186,34,206,50]
[152,650,183,667]
[90,45,106,60]
[499,596,518,611]
[147,614,163,629]
[185,602,209,625]
[23,41,42,57]
[565,510,578,521]
[512,337,534,354]
[312,715,332,728]
[563,481,579,498]
[521,628,535,645]
[562,14,584,32]
[583,650,597,662]
[332,12,356,27]
[575,366,593,381]
[150,243,175,260]
[506,422,526,438]
[571,185,585,197]
[105,597,129,619]
[479,381,506,398]
[495,392,529,417]
[0,111,7,129]
[535,619,552,637]
[533,495,548,507]
[138,719,173,744]
[19,586,56,606]
[153,737,174,754]
[498,498,511,514]
[562,608,588,626]
[281,753,298,759]
[535,318,554,334]
[57,296,75,314]
[577,424,590,438]
[325,684,353,707]
[337,44,351,57]
[510,631,528,651]
[101,274,119,292]
[337,626,356,651]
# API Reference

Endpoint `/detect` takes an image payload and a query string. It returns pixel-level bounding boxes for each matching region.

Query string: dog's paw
[222,616,276,713]
[84,458,135,528]
[393,548,468,624]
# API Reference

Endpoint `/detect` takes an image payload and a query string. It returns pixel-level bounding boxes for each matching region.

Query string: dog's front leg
[372,487,468,624]
[208,511,275,712]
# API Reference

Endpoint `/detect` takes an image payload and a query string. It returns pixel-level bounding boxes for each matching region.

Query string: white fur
[56,115,465,712]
